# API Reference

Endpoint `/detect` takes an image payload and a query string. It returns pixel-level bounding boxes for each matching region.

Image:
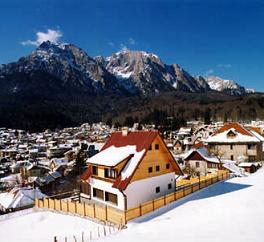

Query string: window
[104,168,117,178]
[248,156,256,162]
[230,144,233,150]
[105,192,118,205]
[156,165,160,172]
[231,155,234,161]
[248,144,255,150]
[93,188,104,200]
[148,167,153,173]
[92,166,98,175]
[149,145,152,151]
[166,163,170,169]
[155,144,159,150]
[195,162,200,168]
[156,186,160,193]
[168,183,172,189]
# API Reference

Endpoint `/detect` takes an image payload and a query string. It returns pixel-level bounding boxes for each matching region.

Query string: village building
[184,147,221,176]
[80,130,183,210]
[204,122,264,162]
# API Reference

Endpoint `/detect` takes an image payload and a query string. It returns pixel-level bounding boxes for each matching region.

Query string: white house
[80,130,183,210]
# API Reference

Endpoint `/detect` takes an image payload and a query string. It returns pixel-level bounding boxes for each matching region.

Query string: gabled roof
[206,122,263,143]
[213,122,252,136]
[184,147,220,164]
[101,130,159,152]
[82,130,183,191]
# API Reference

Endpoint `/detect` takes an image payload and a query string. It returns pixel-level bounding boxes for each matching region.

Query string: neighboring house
[173,140,183,154]
[204,122,264,162]
[0,187,46,212]
[238,162,258,173]
[184,147,221,176]
[80,130,183,210]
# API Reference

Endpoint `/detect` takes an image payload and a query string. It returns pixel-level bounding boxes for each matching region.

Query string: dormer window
[104,168,117,178]
[227,130,237,139]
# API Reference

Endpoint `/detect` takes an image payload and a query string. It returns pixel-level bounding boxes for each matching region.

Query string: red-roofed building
[205,122,264,162]
[80,129,182,210]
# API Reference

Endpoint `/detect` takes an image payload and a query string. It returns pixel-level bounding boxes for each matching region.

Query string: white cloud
[217,63,232,69]
[128,37,136,45]
[21,29,63,46]
[205,69,214,76]
[108,41,115,47]
[120,43,129,51]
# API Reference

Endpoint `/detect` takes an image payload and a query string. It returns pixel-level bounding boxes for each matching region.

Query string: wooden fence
[35,170,229,226]
[35,198,126,226]
[125,170,230,221]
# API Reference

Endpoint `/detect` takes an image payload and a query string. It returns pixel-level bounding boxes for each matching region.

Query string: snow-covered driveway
[102,168,264,242]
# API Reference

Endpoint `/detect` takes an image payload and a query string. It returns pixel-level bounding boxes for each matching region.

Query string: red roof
[213,122,252,136]
[80,166,92,180]
[192,141,205,149]
[101,130,159,152]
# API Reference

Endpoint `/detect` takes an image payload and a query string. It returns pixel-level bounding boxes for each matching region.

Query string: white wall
[89,178,125,210]
[124,172,175,209]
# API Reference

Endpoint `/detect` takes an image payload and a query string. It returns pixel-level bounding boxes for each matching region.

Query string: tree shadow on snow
[133,181,251,223]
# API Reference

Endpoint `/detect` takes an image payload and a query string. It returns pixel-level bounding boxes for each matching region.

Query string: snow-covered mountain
[97,50,210,95]
[0,41,123,95]
[0,42,254,97]
[205,76,255,95]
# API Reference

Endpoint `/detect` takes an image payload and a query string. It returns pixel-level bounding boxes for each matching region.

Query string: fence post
[139,204,142,216]
[183,188,185,197]
[84,203,86,217]
[164,195,166,205]
[93,203,96,218]
[124,210,127,224]
[152,199,155,211]
[105,205,108,221]
[174,191,177,201]
[60,199,62,210]
[191,184,194,193]
[67,201,69,213]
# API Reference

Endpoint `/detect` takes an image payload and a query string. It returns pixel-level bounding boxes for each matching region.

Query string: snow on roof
[184,147,220,163]
[222,161,243,176]
[0,187,46,209]
[121,149,145,179]
[238,162,256,167]
[205,129,260,143]
[87,145,139,166]
[206,122,264,143]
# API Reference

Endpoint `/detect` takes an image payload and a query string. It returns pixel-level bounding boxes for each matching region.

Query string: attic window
[227,130,237,138]
[92,166,98,175]
[166,163,170,169]
[148,167,153,173]
[149,145,152,151]
[155,186,160,193]
[155,144,159,150]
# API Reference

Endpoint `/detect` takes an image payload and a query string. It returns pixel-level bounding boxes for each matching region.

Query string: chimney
[122,127,129,136]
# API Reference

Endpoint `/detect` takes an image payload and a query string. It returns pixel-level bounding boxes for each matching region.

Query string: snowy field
[101,168,264,242]
[1,169,264,242]
[0,209,115,242]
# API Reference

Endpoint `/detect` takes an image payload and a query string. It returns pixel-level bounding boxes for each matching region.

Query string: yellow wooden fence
[35,170,229,225]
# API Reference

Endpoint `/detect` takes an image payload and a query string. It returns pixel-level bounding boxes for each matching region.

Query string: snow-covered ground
[0,209,115,242]
[101,168,264,242]
[1,169,264,242]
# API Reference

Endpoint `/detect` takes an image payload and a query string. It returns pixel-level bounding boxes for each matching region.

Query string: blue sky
[0,0,264,91]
